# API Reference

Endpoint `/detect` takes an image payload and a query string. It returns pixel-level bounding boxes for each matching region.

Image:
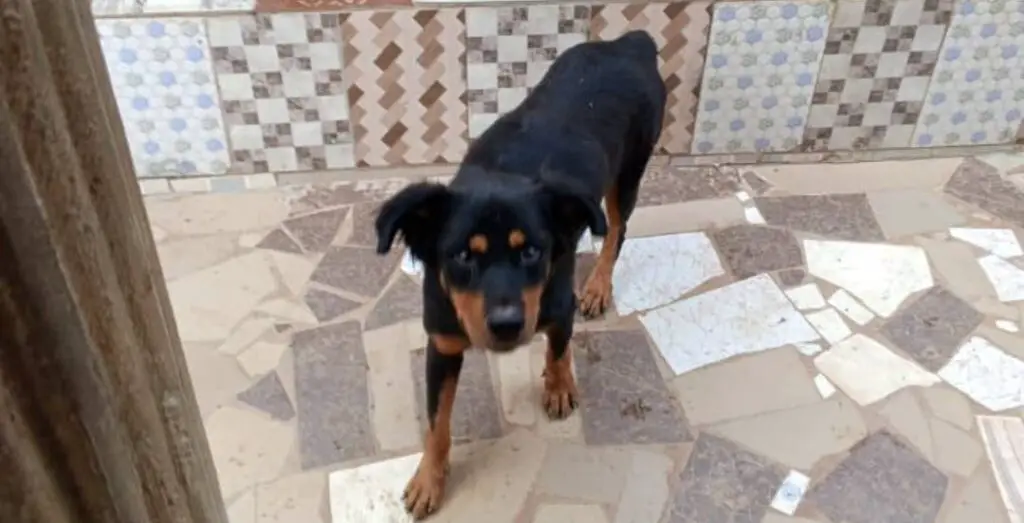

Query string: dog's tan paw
[578,272,612,319]
[403,464,447,520]
[542,368,579,419]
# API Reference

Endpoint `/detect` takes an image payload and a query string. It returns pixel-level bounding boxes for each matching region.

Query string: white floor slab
[997,320,1020,333]
[950,228,1024,258]
[827,289,875,326]
[805,240,933,317]
[814,334,940,405]
[328,453,420,522]
[976,415,1024,523]
[804,309,852,345]
[938,337,1024,412]
[612,233,725,316]
[785,283,827,311]
[640,274,819,376]
[978,255,1024,302]
[813,374,837,399]
[770,470,811,516]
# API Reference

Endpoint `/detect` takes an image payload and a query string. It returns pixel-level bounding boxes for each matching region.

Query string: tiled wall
[94,0,1024,192]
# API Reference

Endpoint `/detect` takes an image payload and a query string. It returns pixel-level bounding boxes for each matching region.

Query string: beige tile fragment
[920,386,974,431]
[867,189,966,239]
[613,450,673,523]
[157,234,240,281]
[495,346,536,426]
[943,468,1011,523]
[672,348,821,426]
[749,158,962,194]
[708,397,868,470]
[534,504,609,523]
[535,443,632,503]
[362,320,427,354]
[217,316,276,356]
[227,489,256,523]
[915,238,996,302]
[255,471,327,523]
[184,343,251,416]
[237,340,288,378]
[878,390,934,458]
[930,418,983,477]
[366,344,420,451]
[628,198,746,238]
[207,406,293,499]
[266,251,317,297]
[145,191,289,236]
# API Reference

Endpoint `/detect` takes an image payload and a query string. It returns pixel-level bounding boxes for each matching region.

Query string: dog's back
[456,30,667,198]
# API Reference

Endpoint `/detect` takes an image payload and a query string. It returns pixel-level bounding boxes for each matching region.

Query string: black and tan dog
[374,30,666,519]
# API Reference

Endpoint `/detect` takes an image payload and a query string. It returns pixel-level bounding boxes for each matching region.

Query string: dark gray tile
[304,288,361,323]
[711,225,803,279]
[880,287,982,372]
[256,228,302,253]
[310,246,400,298]
[667,433,786,523]
[755,194,886,241]
[637,166,742,206]
[293,321,374,469]
[410,349,503,443]
[283,208,347,253]
[346,202,379,247]
[808,432,948,523]
[365,275,422,330]
[945,157,1024,228]
[237,372,295,421]
[776,268,807,287]
[575,329,691,445]
[742,170,773,195]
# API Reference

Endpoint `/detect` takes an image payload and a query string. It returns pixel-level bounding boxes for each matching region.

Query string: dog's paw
[542,369,579,419]
[403,464,447,520]
[578,273,612,319]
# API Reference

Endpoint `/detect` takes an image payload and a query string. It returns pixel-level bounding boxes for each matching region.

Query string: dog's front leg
[404,334,468,519]
[542,320,579,419]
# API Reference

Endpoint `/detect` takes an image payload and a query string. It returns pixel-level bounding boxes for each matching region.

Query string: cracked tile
[754,194,885,241]
[304,288,361,323]
[283,208,347,253]
[237,372,295,421]
[808,432,948,523]
[310,246,400,298]
[880,287,983,372]
[638,166,742,206]
[672,347,820,426]
[814,334,940,406]
[950,227,1024,258]
[711,225,803,279]
[868,189,966,239]
[364,275,422,331]
[945,157,1024,229]
[612,233,725,316]
[938,336,1024,412]
[805,240,933,317]
[641,274,819,376]
[979,255,1024,303]
[666,433,786,523]
[411,349,503,443]
[574,329,691,445]
[293,322,373,469]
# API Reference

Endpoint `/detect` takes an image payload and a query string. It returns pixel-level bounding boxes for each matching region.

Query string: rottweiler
[374,30,666,519]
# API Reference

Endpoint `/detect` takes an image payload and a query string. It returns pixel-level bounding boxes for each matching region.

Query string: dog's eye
[520,246,541,265]
[453,250,474,266]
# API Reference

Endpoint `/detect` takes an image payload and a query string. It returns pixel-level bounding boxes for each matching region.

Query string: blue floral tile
[913,0,1024,147]
[692,0,832,154]
[97,19,230,177]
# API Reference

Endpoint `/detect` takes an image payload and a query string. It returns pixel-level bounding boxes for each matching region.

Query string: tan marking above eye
[508,229,526,248]
[469,234,488,254]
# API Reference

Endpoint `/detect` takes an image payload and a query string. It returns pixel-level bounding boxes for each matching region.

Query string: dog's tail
[616,30,659,62]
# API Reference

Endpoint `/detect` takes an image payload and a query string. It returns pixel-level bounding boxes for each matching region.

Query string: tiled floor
[148,154,1024,523]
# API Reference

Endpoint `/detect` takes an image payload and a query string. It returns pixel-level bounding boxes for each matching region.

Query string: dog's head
[375,172,607,351]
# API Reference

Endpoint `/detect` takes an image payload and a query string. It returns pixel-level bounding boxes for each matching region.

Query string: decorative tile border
[207,13,355,173]
[590,2,712,155]
[801,0,953,151]
[139,173,277,195]
[692,0,832,154]
[256,0,409,11]
[340,9,468,167]
[93,0,255,17]
[464,5,591,138]
[912,0,1024,147]
[97,18,231,177]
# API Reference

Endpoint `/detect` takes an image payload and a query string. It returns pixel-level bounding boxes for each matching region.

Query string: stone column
[0,1,228,522]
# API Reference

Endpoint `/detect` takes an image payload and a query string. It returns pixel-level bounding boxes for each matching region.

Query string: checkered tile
[207,13,354,173]
[801,0,953,151]
[465,5,591,138]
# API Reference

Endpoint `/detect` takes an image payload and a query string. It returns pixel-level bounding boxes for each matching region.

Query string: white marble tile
[805,240,933,317]
[328,453,420,522]
[827,289,875,326]
[640,274,820,375]
[770,470,810,516]
[813,374,837,399]
[950,228,1024,258]
[785,283,827,310]
[744,205,767,224]
[938,336,1024,412]
[976,415,1024,523]
[804,309,852,344]
[997,320,1020,333]
[814,334,941,405]
[978,255,1024,302]
[612,233,725,316]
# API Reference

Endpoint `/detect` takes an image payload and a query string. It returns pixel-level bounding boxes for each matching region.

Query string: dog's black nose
[486,305,524,341]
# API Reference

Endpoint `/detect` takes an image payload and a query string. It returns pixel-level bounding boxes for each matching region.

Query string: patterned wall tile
[692,1,832,154]
[802,0,953,151]
[97,19,230,177]
[256,0,408,11]
[465,5,591,138]
[340,9,467,167]
[913,0,1024,147]
[207,14,354,173]
[93,0,254,17]
[590,2,712,155]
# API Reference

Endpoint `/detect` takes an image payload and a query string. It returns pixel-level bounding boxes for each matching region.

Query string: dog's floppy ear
[540,179,608,238]
[375,182,452,262]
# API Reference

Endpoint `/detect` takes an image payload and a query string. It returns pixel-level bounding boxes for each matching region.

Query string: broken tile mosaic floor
[147,155,1024,523]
